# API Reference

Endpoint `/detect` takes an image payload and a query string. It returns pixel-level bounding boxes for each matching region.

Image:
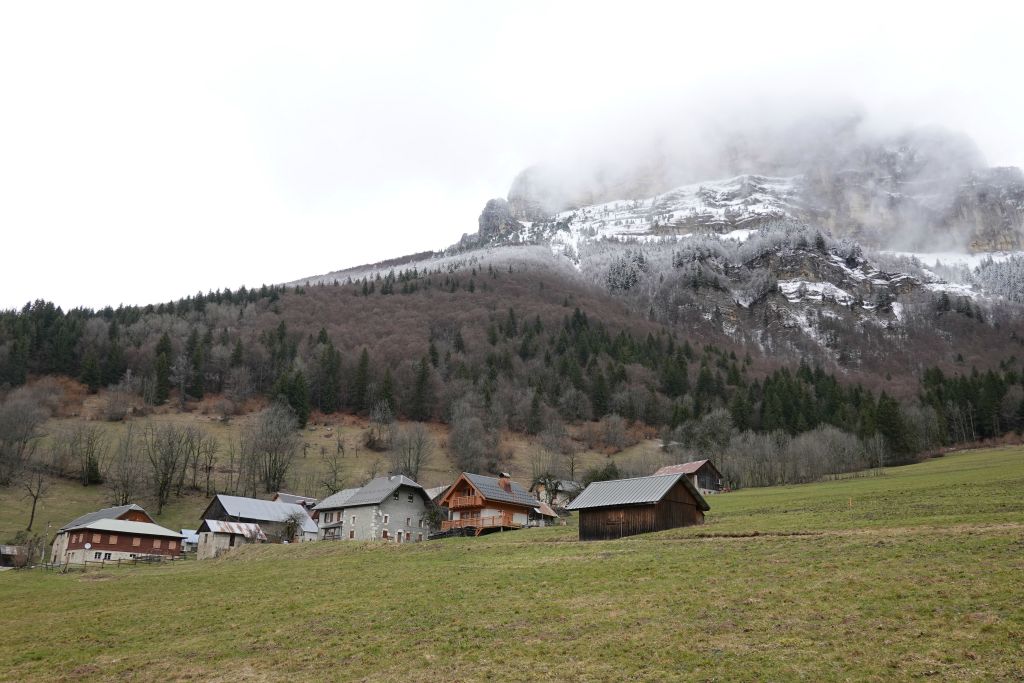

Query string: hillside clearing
[2,447,1023,682]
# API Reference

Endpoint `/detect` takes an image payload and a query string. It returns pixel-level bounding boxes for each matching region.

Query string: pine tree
[352,348,370,412]
[80,351,101,393]
[526,391,543,434]
[409,357,432,421]
[590,368,609,419]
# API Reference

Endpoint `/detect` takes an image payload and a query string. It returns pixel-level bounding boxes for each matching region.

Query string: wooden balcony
[441,512,521,535]
[448,494,484,509]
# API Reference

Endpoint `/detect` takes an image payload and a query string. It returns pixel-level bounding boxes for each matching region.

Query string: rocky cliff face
[468,198,524,246]
[499,125,1024,252]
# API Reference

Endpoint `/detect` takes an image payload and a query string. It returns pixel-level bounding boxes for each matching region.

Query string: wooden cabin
[654,459,724,494]
[437,472,540,536]
[566,473,709,541]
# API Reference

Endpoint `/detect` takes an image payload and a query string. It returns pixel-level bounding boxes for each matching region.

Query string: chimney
[498,472,512,493]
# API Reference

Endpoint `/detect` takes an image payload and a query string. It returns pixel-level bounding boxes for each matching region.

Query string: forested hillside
[4,242,1023,510]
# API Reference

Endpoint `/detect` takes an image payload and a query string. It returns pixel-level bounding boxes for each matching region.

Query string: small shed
[196,520,267,560]
[566,473,709,541]
[0,544,27,568]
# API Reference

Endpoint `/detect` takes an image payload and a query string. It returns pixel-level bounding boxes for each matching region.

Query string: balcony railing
[441,513,520,531]
[448,494,484,509]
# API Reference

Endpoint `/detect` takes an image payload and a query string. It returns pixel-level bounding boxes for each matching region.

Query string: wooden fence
[32,553,195,573]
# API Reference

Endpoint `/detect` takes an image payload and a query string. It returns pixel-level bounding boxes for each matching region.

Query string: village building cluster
[44,459,718,566]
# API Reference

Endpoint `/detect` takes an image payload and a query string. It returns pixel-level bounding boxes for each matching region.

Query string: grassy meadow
[1,447,1022,681]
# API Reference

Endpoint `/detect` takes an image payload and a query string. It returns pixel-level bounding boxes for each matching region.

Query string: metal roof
[59,503,149,531]
[654,460,713,476]
[313,487,360,511]
[424,485,450,501]
[343,475,429,508]
[210,495,318,533]
[534,501,558,518]
[566,473,710,511]
[67,518,184,538]
[198,520,268,541]
[464,473,539,508]
[273,492,319,507]
[180,529,200,544]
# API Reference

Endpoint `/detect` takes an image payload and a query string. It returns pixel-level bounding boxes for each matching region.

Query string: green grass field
[2,447,1023,682]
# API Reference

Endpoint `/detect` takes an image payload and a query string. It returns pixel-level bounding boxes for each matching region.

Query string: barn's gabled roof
[342,475,430,507]
[566,473,710,511]
[654,460,708,476]
[206,495,318,533]
[313,488,360,511]
[273,492,319,507]
[424,485,450,501]
[463,473,539,508]
[654,459,721,478]
[67,518,184,538]
[59,504,151,531]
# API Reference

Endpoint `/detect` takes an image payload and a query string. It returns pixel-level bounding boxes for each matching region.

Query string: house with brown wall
[59,518,184,564]
[50,504,154,561]
[437,472,540,536]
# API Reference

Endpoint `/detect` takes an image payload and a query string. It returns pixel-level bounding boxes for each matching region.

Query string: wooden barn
[654,459,725,494]
[566,473,709,541]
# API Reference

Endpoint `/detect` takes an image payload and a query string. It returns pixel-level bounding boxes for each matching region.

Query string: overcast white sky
[1,1,1023,309]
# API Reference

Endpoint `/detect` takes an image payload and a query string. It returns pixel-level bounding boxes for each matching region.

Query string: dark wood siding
[577,479,704,541]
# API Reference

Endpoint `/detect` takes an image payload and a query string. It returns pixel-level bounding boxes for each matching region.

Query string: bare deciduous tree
[242,401,300,493]
[21,460,50,531]
[0,394,47,487]
[107,424,145,506]
[49,424,108,486]
[319,439,347,495]
[143,424,188,514]
[391,423,431,481]
[365,400,395,451]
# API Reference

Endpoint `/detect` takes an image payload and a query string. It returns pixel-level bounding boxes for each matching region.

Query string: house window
[406,517,411,526]
[92,533,101,543]
[382,530,389,539]
[418,519,423,528]
[383,514,389,524]
[349,530,354,539]
[132,537,141,547]
[229,535,236,547]
[93,551,101,559]
[351,516,356,525]
[393,492,399,500]
[130,554,136,558]
[417,534,423,542]
[169,541,177,550]
[325,512,333,523]
[109,535,118,544]
[153,539,162,549]
[103,552,112,560]
[407,494,413,503]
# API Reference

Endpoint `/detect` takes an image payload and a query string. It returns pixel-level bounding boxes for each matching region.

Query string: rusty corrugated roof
[654,460,709,476]
[198,520,268,541]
